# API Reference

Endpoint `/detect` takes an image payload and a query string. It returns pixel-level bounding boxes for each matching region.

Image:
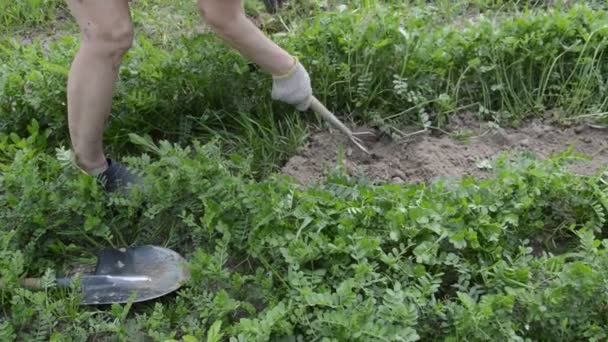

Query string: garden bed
[283,116,608,185]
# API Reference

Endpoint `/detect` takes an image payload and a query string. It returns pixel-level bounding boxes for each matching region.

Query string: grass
[2,134,608,341]
[2,0,608,340]
[129,0,201,45]
[3,1,608,160]
[4,1,608,180]
[0,0,66,34]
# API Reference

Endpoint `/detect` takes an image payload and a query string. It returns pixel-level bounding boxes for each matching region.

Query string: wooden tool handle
[309,96,371,154]
[0,278,44,290]
[0,277,72,290]
[309,96,355,137]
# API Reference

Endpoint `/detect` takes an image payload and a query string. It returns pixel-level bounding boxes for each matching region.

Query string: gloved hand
[271,58,313,111]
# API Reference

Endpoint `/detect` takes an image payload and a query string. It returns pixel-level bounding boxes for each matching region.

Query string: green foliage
[2,130,608,340]
[0,0,65,33]
[278,2,608,131]
[0,32,307,177]
[2,1,608,340]
[3,3,608,167]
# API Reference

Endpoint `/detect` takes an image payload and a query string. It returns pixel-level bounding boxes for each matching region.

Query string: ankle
[76,155,109,176]
[88,163,110,176]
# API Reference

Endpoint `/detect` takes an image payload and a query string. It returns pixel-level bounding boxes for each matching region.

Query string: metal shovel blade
[75,245,190,305]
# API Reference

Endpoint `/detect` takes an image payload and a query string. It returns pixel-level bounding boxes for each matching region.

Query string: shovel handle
[0,278,44,290]
[0,277,72,290]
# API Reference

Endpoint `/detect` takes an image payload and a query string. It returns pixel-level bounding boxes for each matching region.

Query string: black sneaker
[97,158,143,193]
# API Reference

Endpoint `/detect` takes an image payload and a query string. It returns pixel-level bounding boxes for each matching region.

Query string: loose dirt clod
[281,118,608,186]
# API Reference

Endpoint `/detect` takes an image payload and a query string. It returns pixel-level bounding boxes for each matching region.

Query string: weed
[3,3,608,173]
[0,0,66,33]
[2,2,608,339]
[1,132,608,340]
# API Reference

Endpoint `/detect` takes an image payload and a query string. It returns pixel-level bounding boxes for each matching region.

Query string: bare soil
[281,117,608,186]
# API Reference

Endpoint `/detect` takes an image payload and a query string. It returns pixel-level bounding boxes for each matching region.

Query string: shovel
[0,245,190,305]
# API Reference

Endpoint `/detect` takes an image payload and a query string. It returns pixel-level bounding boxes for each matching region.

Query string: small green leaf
[413,241,437,264]
[206,321,223,342]
[457,292,476,310]
[183,335,199,342]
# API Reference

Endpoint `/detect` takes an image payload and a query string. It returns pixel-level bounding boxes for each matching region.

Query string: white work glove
[271,58,313,111]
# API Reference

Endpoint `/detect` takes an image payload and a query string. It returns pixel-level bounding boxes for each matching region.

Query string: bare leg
[197,0,295,76]
[65,0,134,175]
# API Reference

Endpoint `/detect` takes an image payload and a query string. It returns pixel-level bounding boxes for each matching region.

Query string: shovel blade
[76,245,189,305]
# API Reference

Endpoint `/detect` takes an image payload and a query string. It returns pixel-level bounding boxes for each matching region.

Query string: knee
[197,0,243,33]
[81,19,134,63]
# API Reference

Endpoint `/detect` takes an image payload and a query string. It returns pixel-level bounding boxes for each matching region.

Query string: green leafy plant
[2,1,608,340]
[2,130,607,340]
[3,2,608,174]
[0,0,65,33]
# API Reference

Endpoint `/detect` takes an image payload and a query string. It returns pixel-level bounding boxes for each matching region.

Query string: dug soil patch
[281,118,608,185]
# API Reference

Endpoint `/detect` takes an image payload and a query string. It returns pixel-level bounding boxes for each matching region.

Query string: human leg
[65,0,142,192]
[65,0,133,175]
[197,0,312,111]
